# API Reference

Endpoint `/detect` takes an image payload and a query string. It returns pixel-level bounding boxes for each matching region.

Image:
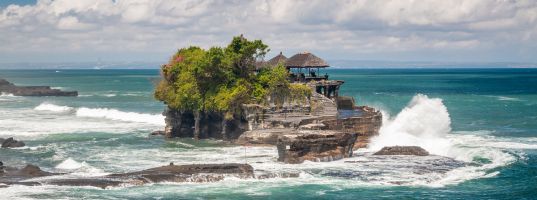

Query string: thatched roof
[266,52,287,66]
[255,52,288,71]
[285,52,329,68]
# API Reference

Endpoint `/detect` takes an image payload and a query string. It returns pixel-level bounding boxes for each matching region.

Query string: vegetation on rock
[154,35,312,138]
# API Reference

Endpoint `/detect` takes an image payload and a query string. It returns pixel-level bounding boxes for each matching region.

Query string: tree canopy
[155,35,311,119]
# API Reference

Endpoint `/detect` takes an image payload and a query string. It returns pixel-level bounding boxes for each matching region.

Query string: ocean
[1,68,536,199]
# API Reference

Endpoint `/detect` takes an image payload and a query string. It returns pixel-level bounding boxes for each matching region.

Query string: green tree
[155,35,311,140]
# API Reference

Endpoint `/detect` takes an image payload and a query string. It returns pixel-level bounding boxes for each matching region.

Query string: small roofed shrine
[284,52,330,82]
[284,52,343,99]
[254,51,342,99]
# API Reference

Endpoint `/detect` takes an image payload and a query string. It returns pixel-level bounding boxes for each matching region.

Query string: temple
[258,51,344,99]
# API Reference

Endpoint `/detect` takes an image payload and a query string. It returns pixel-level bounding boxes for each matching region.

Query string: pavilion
[284,52,330,82]
[259,51,344,99]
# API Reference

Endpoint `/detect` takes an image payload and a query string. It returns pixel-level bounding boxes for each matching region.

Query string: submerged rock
[0,78,77,96]
[277,131,357,164]
[373,146,430,156]
[1,137,25,148]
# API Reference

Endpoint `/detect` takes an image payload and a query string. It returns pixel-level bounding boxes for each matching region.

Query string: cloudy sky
[1,0,536,66]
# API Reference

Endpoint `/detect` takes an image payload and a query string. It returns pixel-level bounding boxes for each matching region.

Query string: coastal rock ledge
[0,163,254,189]
[373,146,430,156]
[277,131,357,164]
[0,78,77,96]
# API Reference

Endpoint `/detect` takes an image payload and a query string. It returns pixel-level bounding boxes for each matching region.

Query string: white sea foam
[56,158,86,170]
[55,158,104,175]
[34,103,73,112]
[1,92,14,97]
[103,93,117,97]
[1,103,163,137]
[33,103,164,125]
[0,93,18,101]
[51,87,65,90]
[485,95,522,101]
[366,94,532,186]
[497,96,520,101]
[76,107,164,125]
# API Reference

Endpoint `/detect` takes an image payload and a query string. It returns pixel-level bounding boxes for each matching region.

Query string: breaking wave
[55,158,104,175]
[76,107,164,125]
[367,94,530,186]
[33,103,164,125]
[34,103,73,112]
[369,94,452,156]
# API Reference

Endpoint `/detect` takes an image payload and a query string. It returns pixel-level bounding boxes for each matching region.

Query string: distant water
[1,68,537,199]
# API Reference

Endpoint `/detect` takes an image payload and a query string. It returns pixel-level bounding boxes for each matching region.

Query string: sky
[0,0,536,66]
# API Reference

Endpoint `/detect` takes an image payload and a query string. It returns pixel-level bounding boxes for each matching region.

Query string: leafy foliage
[155,35,311,119]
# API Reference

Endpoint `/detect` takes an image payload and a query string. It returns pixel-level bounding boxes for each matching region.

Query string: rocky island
[0,36,465,191]
[0,78,77,96]
[155,35,382,163]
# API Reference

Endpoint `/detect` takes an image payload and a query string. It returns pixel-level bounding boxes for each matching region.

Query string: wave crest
[33,103,164,125]
[76,107,164,125]
[35,103,74,112]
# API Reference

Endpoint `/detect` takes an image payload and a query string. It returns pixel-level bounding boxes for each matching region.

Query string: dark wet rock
[1,163,254,189]
[1,137,25,148]
[277,131,357,164]
[0,78,77,96]
[0,164,60,185]
[373,146,430,156]
[150,130,165,136]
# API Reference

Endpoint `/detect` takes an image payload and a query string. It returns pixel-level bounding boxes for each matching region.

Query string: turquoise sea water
[1,68,536,199]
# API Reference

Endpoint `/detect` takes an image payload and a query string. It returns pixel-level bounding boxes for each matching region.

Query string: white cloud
[0,0,536,63]
[57,16,93,30]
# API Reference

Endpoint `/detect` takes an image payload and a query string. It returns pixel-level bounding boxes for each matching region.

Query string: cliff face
[163,108,248,140]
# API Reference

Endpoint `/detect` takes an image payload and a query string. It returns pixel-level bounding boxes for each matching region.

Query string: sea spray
[369,94,453,156]
[366,94,527,186]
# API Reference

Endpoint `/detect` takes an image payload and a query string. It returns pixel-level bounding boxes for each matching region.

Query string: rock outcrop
[163,109,248,139]
[162,80,382,164]
[276,131,358,164]
[373,146,430,156]
[1,163,254,189]
[1,137,25,148]
[0,78,77,96]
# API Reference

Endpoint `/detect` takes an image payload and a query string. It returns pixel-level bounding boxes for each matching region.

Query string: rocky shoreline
[164,91,383,164]
[0,163,258,189]
[0,78,77,96]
